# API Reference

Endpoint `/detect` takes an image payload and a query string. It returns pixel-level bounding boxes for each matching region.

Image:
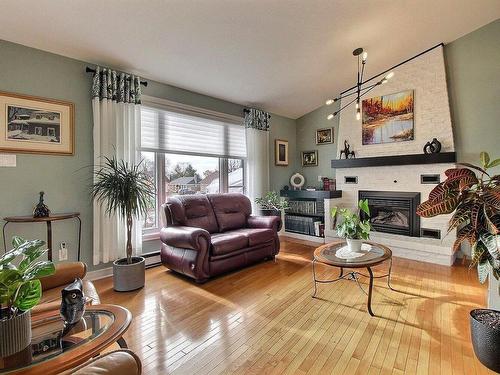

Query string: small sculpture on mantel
[423,138,442,154]
[33,191,50,218]
[339,140,356,159]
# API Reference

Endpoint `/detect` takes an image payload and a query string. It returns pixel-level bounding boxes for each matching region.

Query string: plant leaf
[417,196,460,217]
[448,207,470,232]
[358,199,370,216]
[13,279,41,311]
[23,261,55,281]
[453,225,477,252]
[484,187,500,210]
[477,261,490,284]
[456,162,489,176]
[480,152,490,169]
[487,158,500,169]
[480,233,500,260]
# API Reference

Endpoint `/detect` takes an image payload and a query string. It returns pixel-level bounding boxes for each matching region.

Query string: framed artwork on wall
[301,150,318,167]
[275,139,289,166]
[362,89,414,145]
[0,91,74,155]
[316,127,333,145]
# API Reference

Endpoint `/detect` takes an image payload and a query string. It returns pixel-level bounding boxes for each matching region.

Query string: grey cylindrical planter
[113,256,145,292]
[470,308,500,373]
[0,309,31,357]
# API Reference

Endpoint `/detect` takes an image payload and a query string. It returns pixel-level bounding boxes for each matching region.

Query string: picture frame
[0,91,75,155]
[301,150,318,167]
[316,127,333,145]
[275,139,289,166]
[362,89,414,145]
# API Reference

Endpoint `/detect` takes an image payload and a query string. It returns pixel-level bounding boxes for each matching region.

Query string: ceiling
[0,1,499,119]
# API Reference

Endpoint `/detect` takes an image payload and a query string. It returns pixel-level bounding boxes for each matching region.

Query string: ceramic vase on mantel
[346,238,363,253]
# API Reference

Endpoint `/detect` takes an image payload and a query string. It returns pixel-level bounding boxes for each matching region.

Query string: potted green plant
[416,152,499,373]
[92,156,154,292]
[0,236,55,357]
[331,199,371,252]
[255,191,289,217]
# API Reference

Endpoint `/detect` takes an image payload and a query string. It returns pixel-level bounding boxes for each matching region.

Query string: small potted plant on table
[331,199,371,252]
[255,191,289,217]
[0,236,55,357]
[92,156,154,292]
[416,152,500,373]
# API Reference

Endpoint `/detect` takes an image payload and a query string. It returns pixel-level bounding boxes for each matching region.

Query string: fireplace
[359,191,420,237]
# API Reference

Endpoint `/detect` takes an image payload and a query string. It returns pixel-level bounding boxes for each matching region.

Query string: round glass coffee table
[312,240,393,316]
[0,304,131,374]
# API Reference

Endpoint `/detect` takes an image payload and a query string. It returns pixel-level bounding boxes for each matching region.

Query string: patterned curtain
[244,108,271,131]
[91,66,142,104]
[91,66,143,265]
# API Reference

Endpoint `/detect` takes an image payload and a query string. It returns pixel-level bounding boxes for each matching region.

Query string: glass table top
[1,310,114,372]
[315,241,391,267]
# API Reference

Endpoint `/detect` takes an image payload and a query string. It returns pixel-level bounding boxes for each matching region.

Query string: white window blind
[140,105,246,158]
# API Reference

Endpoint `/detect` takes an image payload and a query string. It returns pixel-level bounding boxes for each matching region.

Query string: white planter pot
[346,238,363,253]
[113,256,145,292]
[0,309,31,357]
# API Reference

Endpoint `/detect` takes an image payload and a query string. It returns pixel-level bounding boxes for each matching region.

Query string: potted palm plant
[331,199,371,252]
[92,156,154,292]
[416,152,500,373]
[255,191,289,217]
[0,236,55,357]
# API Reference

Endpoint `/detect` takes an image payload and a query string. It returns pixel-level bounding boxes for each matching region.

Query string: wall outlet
[59,242,68,261]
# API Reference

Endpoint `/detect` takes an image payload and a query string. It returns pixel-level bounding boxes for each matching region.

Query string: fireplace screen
[359,191,420,237]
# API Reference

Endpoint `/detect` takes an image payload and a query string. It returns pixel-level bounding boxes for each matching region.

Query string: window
[140,100,246,240]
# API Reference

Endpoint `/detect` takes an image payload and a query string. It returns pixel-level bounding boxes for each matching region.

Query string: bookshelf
[280,190,342,239]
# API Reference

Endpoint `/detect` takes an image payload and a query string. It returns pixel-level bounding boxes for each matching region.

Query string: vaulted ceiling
[0,1,499,118]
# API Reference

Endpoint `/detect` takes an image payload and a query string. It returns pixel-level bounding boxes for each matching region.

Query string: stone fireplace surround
[324,45,458,266]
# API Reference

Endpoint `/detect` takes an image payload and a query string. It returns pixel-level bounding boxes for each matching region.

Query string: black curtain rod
[340,42,444,96]
[85,67,148,87]
[243,108,271,118]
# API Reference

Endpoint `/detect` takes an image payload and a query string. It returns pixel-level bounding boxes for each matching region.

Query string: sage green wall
[0,39,296,270]
[295,102,340,188]
[269,114,297,192]
[445,19,500,174]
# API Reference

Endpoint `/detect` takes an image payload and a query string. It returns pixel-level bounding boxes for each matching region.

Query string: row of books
[285,215,324,237]
[286,200,324,215]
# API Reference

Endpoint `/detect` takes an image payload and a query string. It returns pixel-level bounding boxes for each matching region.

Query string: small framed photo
[275,139,289,166]
[316,127,333,145]
[301,150,318,167]
[0,91,74,155]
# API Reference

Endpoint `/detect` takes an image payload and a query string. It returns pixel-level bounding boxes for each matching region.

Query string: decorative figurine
[33,191,50,218]
[60,278,86,337]
[339,140,356,159]
[423,138,442,154]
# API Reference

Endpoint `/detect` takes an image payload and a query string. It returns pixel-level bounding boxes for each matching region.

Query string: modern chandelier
[325,47,394,121]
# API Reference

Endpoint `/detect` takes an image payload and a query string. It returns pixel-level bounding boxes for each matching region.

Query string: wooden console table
[2,213,81,261]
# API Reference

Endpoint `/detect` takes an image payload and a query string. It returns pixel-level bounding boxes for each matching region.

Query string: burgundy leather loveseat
[160,193,281,283]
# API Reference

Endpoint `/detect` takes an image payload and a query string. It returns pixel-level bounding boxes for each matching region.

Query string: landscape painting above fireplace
[362,90,414,145]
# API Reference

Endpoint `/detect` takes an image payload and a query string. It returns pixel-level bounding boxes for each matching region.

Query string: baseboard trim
[85,255,162,281]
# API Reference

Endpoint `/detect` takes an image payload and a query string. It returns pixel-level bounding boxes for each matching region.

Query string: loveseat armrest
[247,215,282,232]
[160,226,211,251]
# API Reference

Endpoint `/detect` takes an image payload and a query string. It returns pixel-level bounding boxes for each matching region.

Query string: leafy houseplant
[331,199,371,252]
[416,152,500,373]
[0,236,55,357]
[92,156,154,292]
[255,191,290,217]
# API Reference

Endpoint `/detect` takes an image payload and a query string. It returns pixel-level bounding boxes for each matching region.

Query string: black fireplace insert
[359,190,420,237]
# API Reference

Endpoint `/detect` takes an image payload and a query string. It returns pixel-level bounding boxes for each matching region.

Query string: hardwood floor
[94,239,494,374]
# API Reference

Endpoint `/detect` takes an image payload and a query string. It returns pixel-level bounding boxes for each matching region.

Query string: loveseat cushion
[211,232,249,256]
[167,195,219,233]
[232,228,275,246]
[208,193,252,232]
